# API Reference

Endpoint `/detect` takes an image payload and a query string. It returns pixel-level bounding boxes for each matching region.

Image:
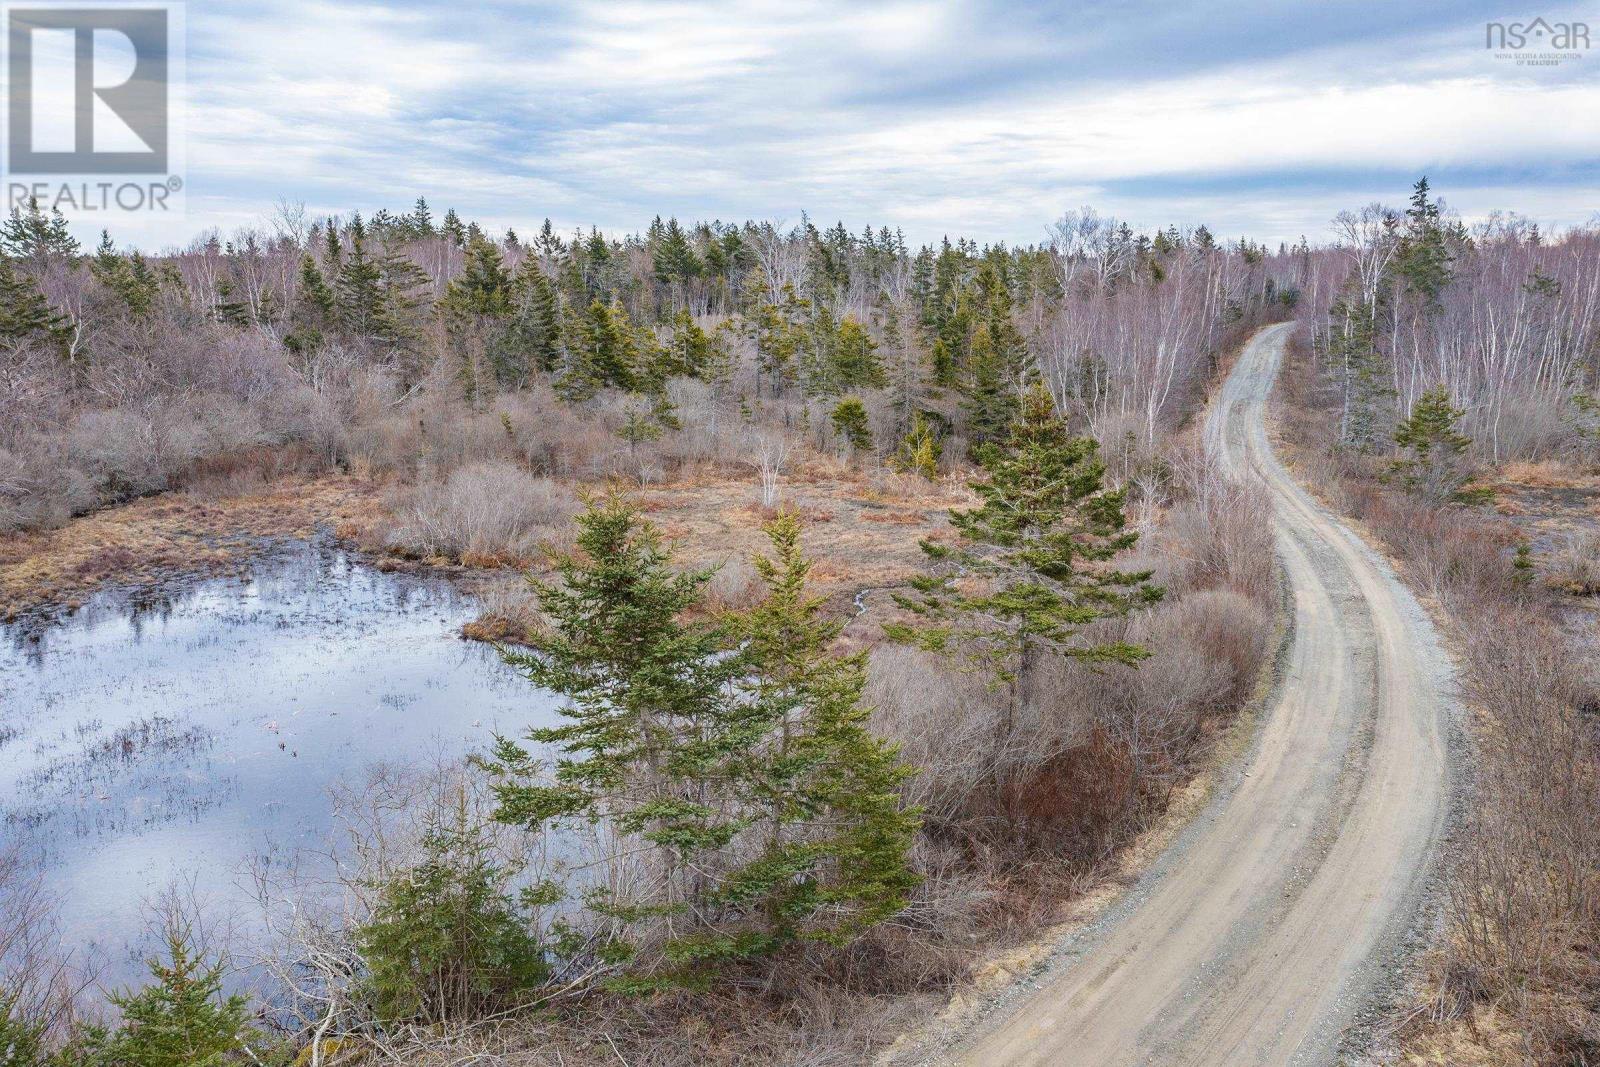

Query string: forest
[1,180,1597,1065]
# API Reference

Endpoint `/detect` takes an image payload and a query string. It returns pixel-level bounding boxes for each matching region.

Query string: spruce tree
[482,495,747,987]
[1389,386,1475,501]
[287,253,336,352]
[86,232,161,319]
[507,261,563,374]
[377,245,431,344]
[881,303,922,436]
[893,413,943,480]
[335,214,388,341]
[832,317,886,390]
[724,511,919,949]
[485,501,919,988]
[887,384,1161,820]
[410,196,435,238]
[830,396,872,452]
[1396,177,1455,307]
[961,262,1030,450]
[1327,295,1391,449]
[749,289,806,396]
[561,299,639,398]
[97,927,255,1067]
[616,399,666,467]
[535,218,563,267]
[442,208,466,247]
[963,328,1019,454]
[0,197,79,267]
[0,257,65,342]
[658,308,712,379]
[118,254,162,317]
[0,995,47,1066]
[356,793,550,1024]
[652,218,700,305]
[444,233,513,318]
[213,279,250,327]
[440,234,515,398]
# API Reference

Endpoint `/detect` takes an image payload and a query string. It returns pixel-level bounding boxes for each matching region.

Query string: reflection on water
[0,541,552,978]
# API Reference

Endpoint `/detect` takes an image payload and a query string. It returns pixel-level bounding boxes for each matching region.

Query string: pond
[0,540,554,983]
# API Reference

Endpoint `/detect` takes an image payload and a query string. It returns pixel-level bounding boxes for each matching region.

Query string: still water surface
[0,541,553,979]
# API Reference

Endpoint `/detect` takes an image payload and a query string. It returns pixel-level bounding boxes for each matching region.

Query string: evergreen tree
[0,995,48,1066]
[1326,295,1391,449]
[110,253,162,317]
[652,218,700,305]
[440,235,516,403]
[561,299,639,398]
[442,208,466,248]
[213,279,250,327]
[356,791,550,1024]
[1389,385,1475,502]
[485,500,919,988]
[86,232,161,318]
[830,396,872,452]
[929,336,957,388]
[483,495,746,988]
[96,926,255,1067]
[881,304,922,436]
[335,214,389,341]
[887,384,1161,820]
[658,308,712,379]
[1395,177,1455,307]
[0,257,66,342]
[831,317,885,390]
[962,327,1019,454]
[616,398,668,469]
[444,233,513,318]
[286,253,336,352]
[410,196,435,238]
[748,285,808,396]
[322,217,342,269]
[724,511,919,949]
[0,197,79,267]
[893,413,943,480]
[534,218,564,267]
[377,244,432,344]
[507,261,563,375]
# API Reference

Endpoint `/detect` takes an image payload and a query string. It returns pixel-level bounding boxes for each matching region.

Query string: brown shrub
[1440,607,1600,1060]
[1548,529,1600,595]
[461,577,542,644]
[1162,456,1277,606]
[703,556,763,614]
[865,644,1005,833]
[1346,481,1517,606]
[385,460,580,565]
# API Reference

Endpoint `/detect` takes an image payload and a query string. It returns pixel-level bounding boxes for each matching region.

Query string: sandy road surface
[950,322,1454,1066]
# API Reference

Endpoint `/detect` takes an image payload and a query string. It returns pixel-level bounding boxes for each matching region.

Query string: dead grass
[448,468,968,643]
[636,469,974,603]
[0,472,383,619]
[1493,459,1596,491]
[1276,332,1600,1067]
[1548,529,1600,595]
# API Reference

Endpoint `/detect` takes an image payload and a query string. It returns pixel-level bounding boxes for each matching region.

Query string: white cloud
[50,0,1600,249]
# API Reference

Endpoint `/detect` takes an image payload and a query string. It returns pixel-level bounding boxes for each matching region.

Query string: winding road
[951,322,1454,1066]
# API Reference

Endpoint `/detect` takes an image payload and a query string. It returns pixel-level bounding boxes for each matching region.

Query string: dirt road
[950,322,1454,1066]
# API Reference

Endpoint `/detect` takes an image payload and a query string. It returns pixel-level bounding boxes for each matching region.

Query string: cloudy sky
[69,0,1600,248]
